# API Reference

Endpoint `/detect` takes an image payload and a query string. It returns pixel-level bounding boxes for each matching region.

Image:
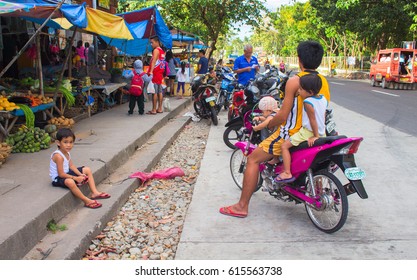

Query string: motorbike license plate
[326,121,336,132]
[344,167,366,180]
[205,96,216,103]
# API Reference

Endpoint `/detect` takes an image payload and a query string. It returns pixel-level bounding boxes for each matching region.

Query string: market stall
[0,0,136,156]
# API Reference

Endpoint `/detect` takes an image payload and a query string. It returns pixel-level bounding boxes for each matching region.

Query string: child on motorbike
[252,96,279,140]
[276,74,328,183]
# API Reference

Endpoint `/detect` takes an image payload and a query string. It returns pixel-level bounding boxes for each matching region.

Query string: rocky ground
[82,119,211,260]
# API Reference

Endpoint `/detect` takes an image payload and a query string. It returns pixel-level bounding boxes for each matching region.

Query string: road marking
[330,82,345,85]
[371,90,400,97]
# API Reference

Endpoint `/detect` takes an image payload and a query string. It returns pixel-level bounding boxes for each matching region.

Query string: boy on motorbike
[220,40,331,218]
[252,96,279,141]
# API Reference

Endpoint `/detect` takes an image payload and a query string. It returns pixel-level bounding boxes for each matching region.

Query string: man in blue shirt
[233,44,259,86]
[197,49,209,74]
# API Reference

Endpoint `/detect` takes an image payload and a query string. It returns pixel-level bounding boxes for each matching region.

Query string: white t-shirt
[176,69,187,83]
[49,150,70,180]
[302,95,328,136]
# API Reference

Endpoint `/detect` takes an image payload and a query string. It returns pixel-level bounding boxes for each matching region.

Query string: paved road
[327,77,417,137]
[176,90,417,259]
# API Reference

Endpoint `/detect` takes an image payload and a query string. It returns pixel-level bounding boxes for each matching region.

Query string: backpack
[129,72,145,96]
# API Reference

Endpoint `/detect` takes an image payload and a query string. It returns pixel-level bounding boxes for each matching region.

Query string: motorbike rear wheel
[305,170,348,233]
[223,123,244,149]
[210,106,218,125]
[230,149,262,192]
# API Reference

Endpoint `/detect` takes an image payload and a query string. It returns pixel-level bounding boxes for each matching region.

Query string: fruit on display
[0,92,53,111]
[0,142,12,166]
[48,116,75,128]
[6,126,51,153]
[0,96,19,111]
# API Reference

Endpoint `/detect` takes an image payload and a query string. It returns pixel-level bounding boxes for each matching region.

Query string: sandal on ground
[146,111,156,115]
[91,192,111,200]
[84,200,102,209]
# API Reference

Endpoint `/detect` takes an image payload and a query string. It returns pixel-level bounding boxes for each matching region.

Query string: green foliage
[158,0,266,58]
[310,0,416,53]
[46,219,67,234]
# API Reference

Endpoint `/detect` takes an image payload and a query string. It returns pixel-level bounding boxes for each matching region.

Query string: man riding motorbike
[220,40,331,218]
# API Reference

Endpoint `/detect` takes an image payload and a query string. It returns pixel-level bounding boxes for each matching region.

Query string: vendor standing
[233,44,259,86]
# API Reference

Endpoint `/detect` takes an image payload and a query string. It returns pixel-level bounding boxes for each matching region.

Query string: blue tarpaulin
[100,6,172,56]
[1,0,133,39]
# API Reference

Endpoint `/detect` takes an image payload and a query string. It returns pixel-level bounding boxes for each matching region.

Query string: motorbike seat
[289,135,347,153]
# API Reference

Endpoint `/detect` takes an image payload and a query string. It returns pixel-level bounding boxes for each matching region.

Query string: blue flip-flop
[275,174,295,183]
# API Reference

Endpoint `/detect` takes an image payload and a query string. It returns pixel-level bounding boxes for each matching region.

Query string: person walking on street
[165,50,178,96]
[233,44,259,86]
[330,60,336,77]
[147,36,166,114]
[127,59,151,115]
[176,62,187,99]
[197,49,209,75]
[219,40,331,218]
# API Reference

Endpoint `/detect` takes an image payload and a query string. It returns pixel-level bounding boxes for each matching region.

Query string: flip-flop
[91,192,111,200]
[84,200,102,209]
[146,111,156,115]
[274,174,295,183]
[219,206,247,218]
[156,110,163,113]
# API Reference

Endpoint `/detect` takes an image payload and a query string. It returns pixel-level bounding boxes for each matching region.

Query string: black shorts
[168,75,176,80]
[51,166,84,188]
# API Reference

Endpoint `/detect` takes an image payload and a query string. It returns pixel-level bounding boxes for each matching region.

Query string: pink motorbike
[230,124,367,233]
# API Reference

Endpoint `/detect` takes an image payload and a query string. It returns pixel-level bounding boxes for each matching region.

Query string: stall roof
[0,0,133,40]
[100,6,172,56]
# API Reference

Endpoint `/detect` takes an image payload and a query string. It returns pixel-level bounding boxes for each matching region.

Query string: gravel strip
[83,120,210,260]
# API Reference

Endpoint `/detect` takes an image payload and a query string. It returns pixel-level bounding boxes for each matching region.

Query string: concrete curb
[0,97,192,260]
[24,106,193,259]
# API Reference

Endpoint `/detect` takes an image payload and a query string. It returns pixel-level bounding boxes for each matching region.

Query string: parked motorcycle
[223,69,289,148]
[191,74,219,125]
[230,124,367,233]
[215,71,237,113]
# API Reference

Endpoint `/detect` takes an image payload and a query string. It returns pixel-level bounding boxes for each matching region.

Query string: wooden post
[36,33,44,96]
[52,27,78,115]
[0,0,64,79]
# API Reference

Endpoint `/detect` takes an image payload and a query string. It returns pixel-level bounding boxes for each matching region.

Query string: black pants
[128,94,144,114]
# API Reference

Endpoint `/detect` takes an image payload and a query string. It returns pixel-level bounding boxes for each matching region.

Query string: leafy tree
[117,0,160,13]
[156,0,267,59]
[310,0,415,52]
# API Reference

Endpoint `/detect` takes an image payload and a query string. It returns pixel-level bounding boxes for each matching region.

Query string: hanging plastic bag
[147,80,155,94]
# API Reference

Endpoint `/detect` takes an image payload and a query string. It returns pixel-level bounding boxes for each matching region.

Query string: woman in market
[76,40,86,67]
[165,50,178,96]
[147,36,166,114]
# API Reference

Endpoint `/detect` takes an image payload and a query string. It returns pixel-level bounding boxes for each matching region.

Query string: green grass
[46,219,68,234]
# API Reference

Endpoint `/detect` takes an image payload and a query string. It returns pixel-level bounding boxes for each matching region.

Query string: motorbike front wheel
[230,149,262,192]
[305,170,348,233]
[223,123,244,149]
